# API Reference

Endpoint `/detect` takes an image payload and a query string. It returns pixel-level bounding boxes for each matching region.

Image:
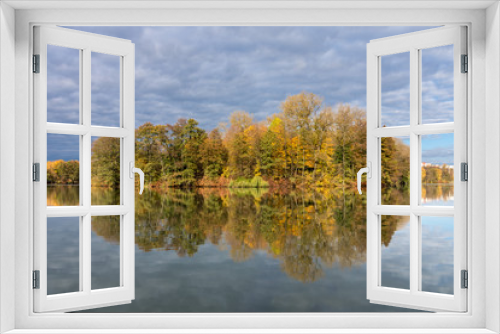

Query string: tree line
[46,92,454,189]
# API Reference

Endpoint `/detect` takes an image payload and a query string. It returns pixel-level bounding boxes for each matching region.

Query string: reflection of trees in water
[47,185,80,206]
[381,187,410,206]
[117,187,374,283]
[381,215,410,247]
[91,216,120,245]
[47,186,120,206]
[91,187,120,206]
[421,184,453,203]
[47,185,448,283]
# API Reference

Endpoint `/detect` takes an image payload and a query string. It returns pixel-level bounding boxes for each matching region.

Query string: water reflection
[381,216,410,290]
[47,185,80,206]
[95,187,370,282]
[46,184,453,312]
[421,185,454,206]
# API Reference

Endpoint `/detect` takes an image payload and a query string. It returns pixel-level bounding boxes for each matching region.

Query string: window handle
[357,162,371,195]
[129,162,144,195]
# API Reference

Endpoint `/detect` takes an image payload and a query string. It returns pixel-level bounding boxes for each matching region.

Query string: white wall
[486,2,500,333]
[3,4,494,332]
[0,2,16,334]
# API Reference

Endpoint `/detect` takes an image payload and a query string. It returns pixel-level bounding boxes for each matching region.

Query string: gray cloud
[422,133,454,165]
[422,147,454,165]
[47,133,79,161]
[48,26,444,160]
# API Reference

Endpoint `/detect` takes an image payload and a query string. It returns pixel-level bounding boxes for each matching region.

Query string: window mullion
[81,213,91,293]
[409,47,420,294]
[90,127,129,138]
[413,123,454,135]
[82,48,91,209]
[82,47,92,294]
[82,48,90,126]
[372,126,411,137]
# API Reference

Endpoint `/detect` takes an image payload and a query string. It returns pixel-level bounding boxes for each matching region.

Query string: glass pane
[381,136,410,205]
[381,52,410,127]
[91,216,121,290]
[47,134,80,206]
[381,215,410,290]
[91,52,121,127]
[421,133,454,206]
[91,137,120,205]
[421,216,454,294]
[47,217,80,295]
[47,45,80,124]
[421,45,454,124]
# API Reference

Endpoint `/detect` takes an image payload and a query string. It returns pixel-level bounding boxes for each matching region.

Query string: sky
[46,26,454,165]
[381,216,454,294]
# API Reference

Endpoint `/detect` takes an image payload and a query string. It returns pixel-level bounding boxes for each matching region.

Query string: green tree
[135,122,169,185]
[180,119,207,186]
[260,128,278,178]
[201,129,228,179]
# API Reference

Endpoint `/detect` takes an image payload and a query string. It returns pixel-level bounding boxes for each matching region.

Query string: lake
[46,184,454,312]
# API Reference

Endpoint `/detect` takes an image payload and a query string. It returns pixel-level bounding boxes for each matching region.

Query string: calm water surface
[46,185,454,312]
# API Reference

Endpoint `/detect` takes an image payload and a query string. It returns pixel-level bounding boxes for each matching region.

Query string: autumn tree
[47,160,79,184]
[380,136,410,190]
[91,137,120,187]
[226,111,254,178]
[280,92,323,180]
[85,92,414,191]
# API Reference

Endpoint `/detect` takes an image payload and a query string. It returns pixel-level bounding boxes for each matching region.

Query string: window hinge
[33,163,40,182]
[33,54,40,73]
[461,270,468,289]
[461,162,468,181]
[461,54,468,73]
[33,270,40,289]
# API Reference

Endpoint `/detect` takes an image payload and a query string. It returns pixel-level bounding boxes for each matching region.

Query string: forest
[46,92,454,190]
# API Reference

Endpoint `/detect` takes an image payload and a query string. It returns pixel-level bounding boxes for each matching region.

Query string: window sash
[32,25,136,313]
[366,26,467,312]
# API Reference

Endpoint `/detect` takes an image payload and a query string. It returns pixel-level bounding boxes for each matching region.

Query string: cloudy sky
[47,26,454,165]
[381,215,453,294]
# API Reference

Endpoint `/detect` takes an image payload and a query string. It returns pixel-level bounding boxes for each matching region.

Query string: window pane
[421,45,454,124]
[421,133,454,206]
[381,215,410,290]
[91,137,120,205]
[47,134,80,206]
[381,136,410,205]
[91,52,121,127]
[47,217,80,295]
[47,45,80,124]
[381,52,410,127]
[421,216,454,294]
[91,215,121,290]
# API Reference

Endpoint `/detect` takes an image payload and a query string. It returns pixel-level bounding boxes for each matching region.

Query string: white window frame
[1,1,499,333]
